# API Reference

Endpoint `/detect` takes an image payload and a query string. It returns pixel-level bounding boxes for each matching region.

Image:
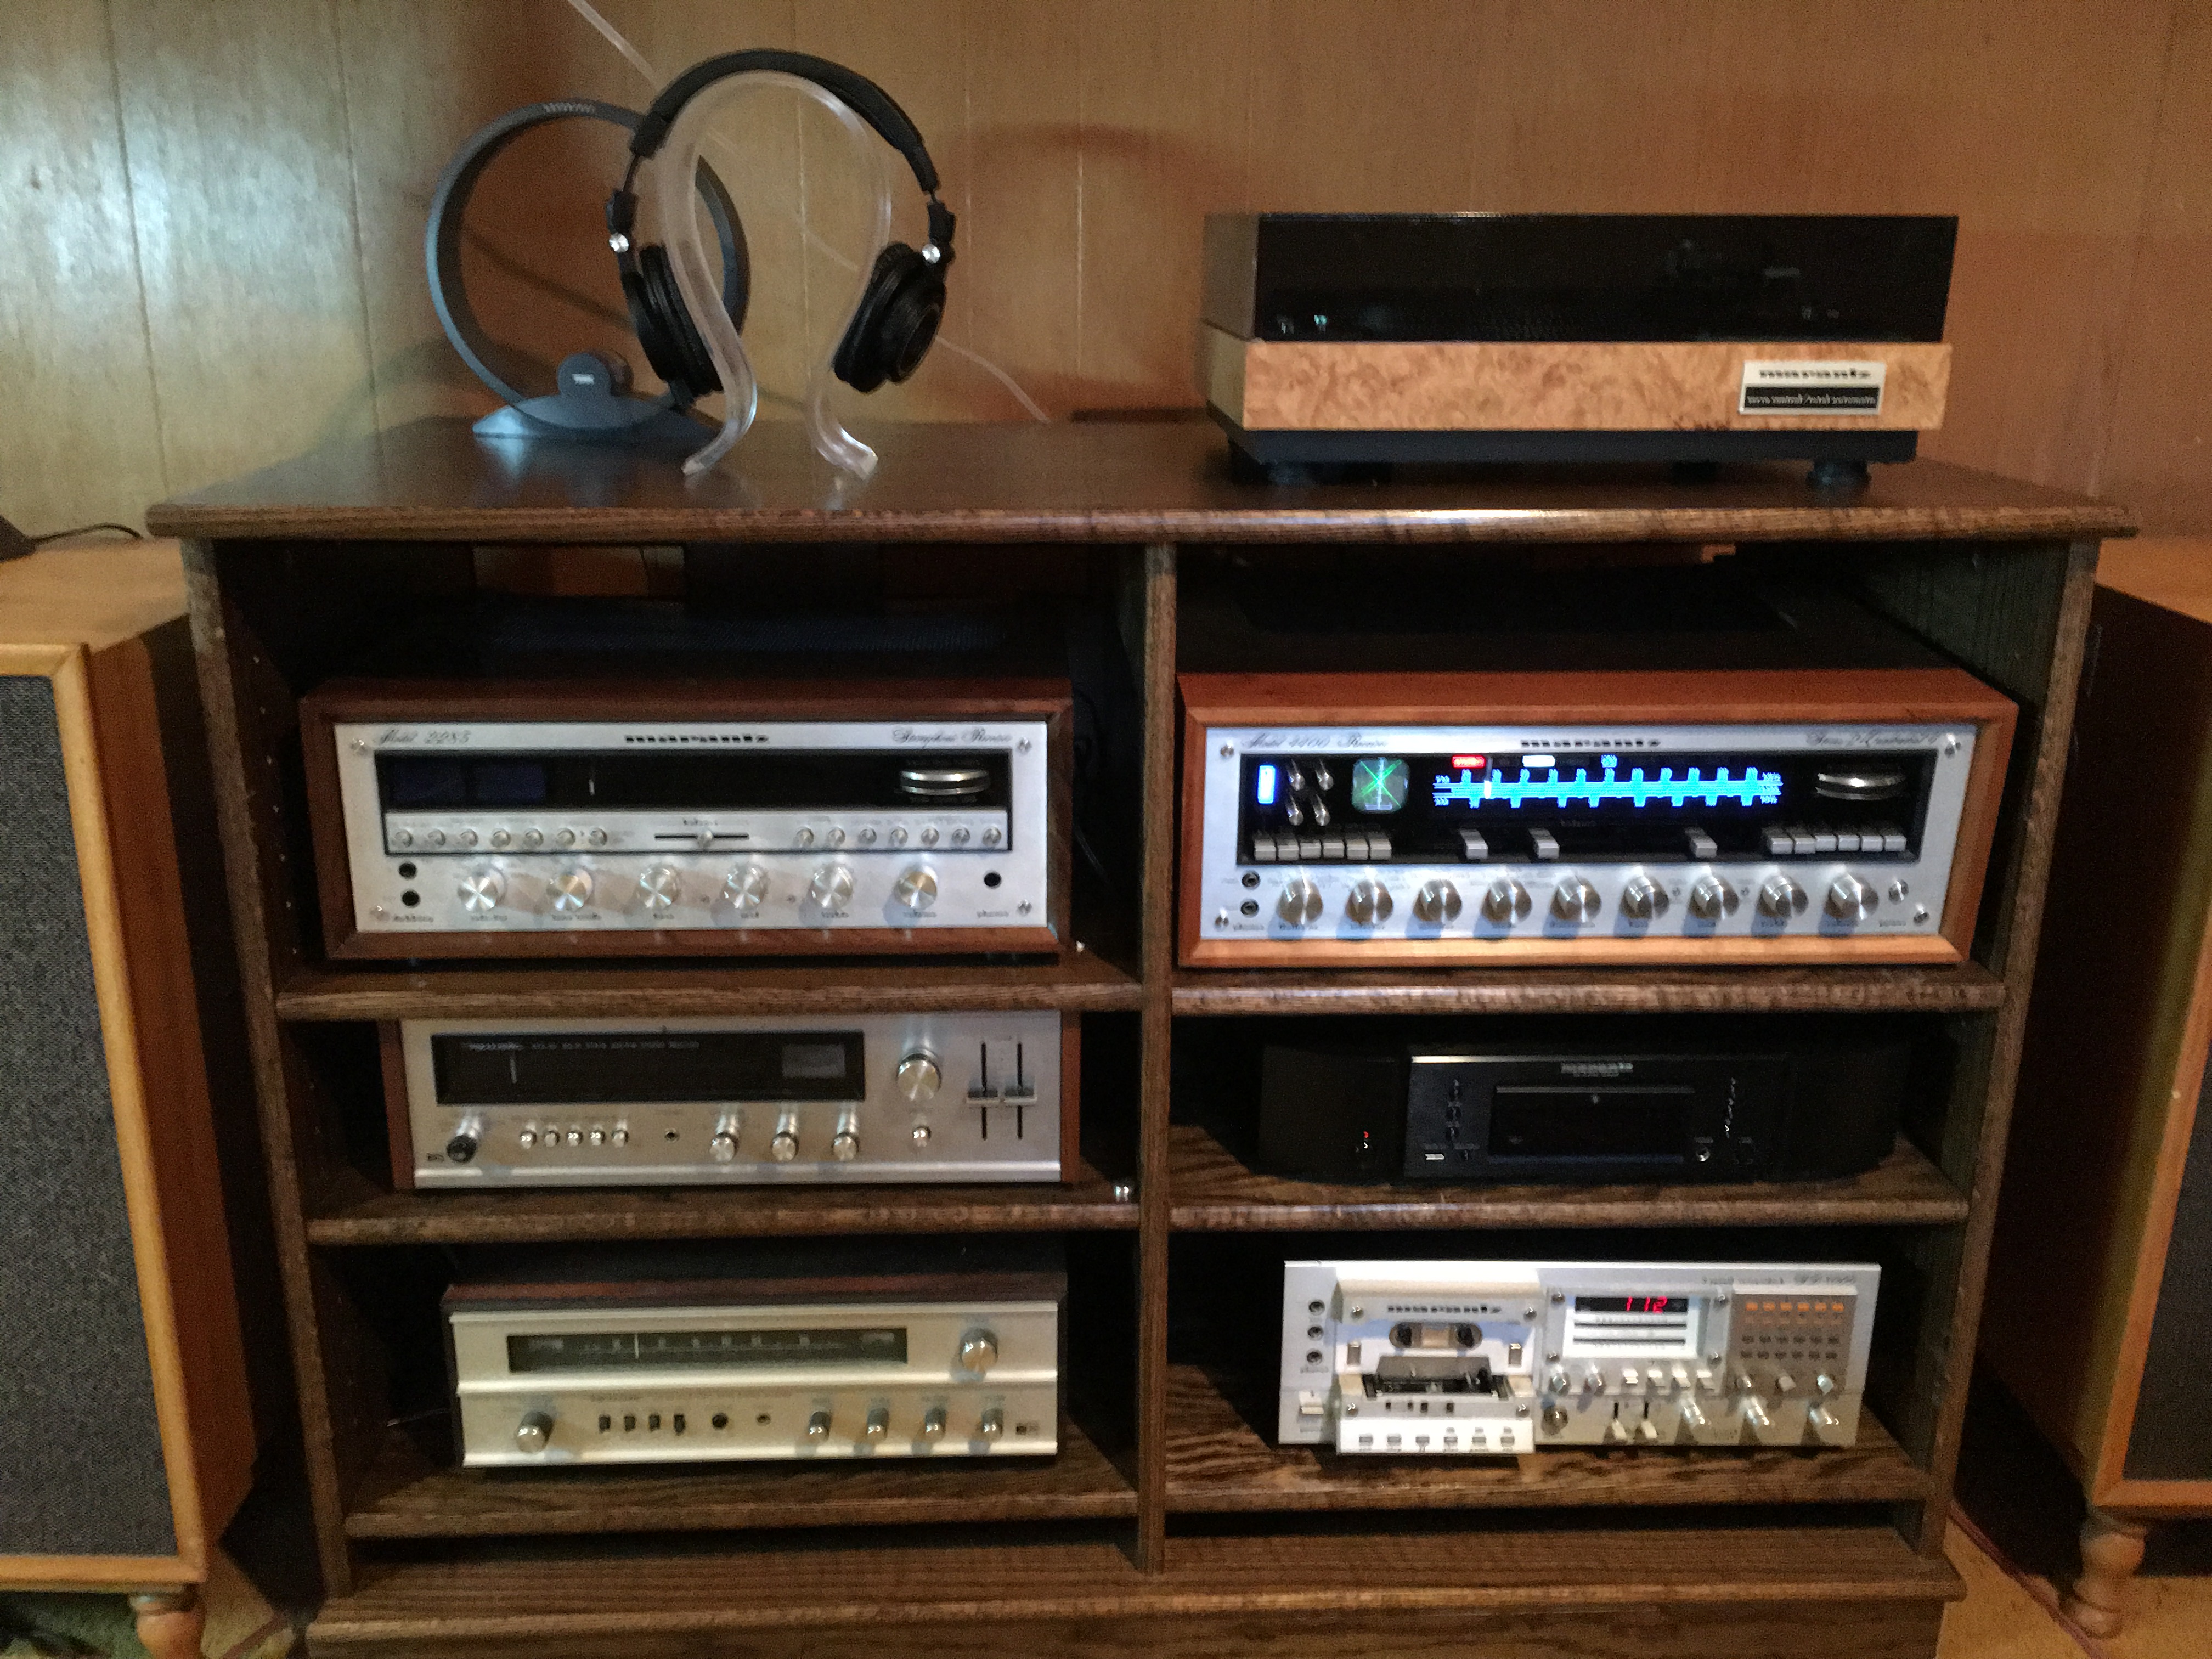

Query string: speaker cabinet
[0,542,258,1659]
[1984,537,2212,1634]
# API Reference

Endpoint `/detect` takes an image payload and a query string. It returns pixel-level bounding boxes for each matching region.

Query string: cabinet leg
[128,1586,204,1659]
[2064,1508,2148,1638]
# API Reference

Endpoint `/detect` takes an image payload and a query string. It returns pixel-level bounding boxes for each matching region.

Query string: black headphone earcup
[834,242,945,393]
[624,244,722,406]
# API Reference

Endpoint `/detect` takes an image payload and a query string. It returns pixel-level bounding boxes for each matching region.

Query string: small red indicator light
[1451,754,1486,770]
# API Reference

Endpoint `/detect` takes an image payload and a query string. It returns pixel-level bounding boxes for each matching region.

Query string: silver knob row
[453,862,943,916]
[707,1110,859,1163]
[1273,871,1885,930]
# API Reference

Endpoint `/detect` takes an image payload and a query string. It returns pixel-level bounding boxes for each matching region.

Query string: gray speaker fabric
[0,675,176,1556]
[2124,1051,2212,1480]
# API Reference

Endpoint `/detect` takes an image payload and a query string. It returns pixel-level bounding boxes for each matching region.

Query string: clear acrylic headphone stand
[648,72,895,479]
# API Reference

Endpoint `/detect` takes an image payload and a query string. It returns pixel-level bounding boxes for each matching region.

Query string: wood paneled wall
[4,0,2206,535]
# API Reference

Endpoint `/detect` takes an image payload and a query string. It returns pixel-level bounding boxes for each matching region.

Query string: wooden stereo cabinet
[148,421,2127,1659]
[1982,538,2212,1636]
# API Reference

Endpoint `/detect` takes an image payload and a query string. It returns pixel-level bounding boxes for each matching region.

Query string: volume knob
[1551,875,1602,924]
[1277,877,1324,926]
[456,868,505,915]
[1758,874,1809,919]
[896,1052,941,1101]
[1825,874,1878,923]
[1412,880,1462,924]
[1344,879,1393,926]
[808,863,855,909]
[515,1410,553,1453]
[637,864,682,913]
[1618,873,1668,921]
[1482,878,1532,924]
[547,867,594,914]
[891,866,939,913]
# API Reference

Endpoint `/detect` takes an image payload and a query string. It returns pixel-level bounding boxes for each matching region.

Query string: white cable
[561,0,1049,421]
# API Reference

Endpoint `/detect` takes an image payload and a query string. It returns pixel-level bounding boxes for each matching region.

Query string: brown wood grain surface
[1161,1362,1927,1512]
[345,1413,1135,1538]
[146,420,2133,545]
[1165,1123,1968,1233]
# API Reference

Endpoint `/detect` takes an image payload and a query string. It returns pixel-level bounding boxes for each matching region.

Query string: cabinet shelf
[274,944,1142,1023]
[345,1414,1135,1539]
[1166,1122,1968,1231]
[306,1159,1139,1246]
[1161,1363,1926,1514]
[1170,962,2005,1018]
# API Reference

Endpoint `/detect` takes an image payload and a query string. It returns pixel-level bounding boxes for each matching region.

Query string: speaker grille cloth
[2124,1045,2212,1480]
[0,675,175,1556]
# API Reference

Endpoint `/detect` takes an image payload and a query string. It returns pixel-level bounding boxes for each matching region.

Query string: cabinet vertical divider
[1134,544,1179,1570]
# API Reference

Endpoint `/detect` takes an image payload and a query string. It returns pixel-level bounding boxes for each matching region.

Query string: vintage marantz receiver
[386,1012,1076,1186]
[1281,1259,1880,1454]
[1180,667,2013,966]
[1254,1017,1912,1184]
[301,678,1070,958]
[1201,212,1956,476]
[445,1248,1063,1466]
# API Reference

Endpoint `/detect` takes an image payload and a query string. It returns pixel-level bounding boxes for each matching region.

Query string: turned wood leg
[2064,1508,2148,1638]
[128,1585,204,1659]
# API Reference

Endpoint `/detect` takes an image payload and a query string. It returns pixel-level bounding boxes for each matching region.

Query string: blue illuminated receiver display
[1432,754,1785,813]
[1255,763,1278,806]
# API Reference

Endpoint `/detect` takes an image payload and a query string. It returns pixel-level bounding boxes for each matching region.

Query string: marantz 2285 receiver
[1180,668,2013,966]
[385,1012,1076,1187]
[1280,1259,1880,1454]
[301,679,1070,958]
[445,1248,1063,1466]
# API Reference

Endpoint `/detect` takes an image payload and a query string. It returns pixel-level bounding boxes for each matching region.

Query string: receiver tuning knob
[959,1329,1000,1374]
[1277,877,1324,926]
[808,863,855,909]
[456,868,505,915]
[1618,873,1668,922]
[896,1051,942,1102]
[1412,879,1462,924]
[547,867,594,914]
[1482,877,1532,924]
[514,1410,553,1453]
[724,865,769,915]
[1551,874,1602,924]
[1344,879,1393,926]
[1825,873,1878,923]
[1757,874,1809,919]
[637,864,682,913]
[1688,874,1740,921]
[891,865,939,913]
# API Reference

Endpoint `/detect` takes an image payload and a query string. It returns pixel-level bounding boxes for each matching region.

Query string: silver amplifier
[446,1256,1063,1466]
[1280,1259,1880,1454]
[300,680,1069,958]
[388,1013,1073,1187]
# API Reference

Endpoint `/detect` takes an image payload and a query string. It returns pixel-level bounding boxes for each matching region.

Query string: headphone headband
[427,99,744,410]
[630,49,939,193]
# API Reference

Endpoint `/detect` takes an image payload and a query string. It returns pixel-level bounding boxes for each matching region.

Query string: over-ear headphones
[605,50,956,406]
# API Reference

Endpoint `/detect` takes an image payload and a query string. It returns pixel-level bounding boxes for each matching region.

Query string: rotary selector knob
[1541,1402,1568,1435]
[808,863,855,909]
[444,1132,478,1164]
[548,867,594,914]
[891,866,939,913]
[457,868,505,915]
[806,1409,832,1440]
[1688,875,1740,921]
[709,1131,738,1164]
[865,1405,890,1440]
[920,1405,947,1438]
[637,864,682,913]
[831,1125,860,1162]
[724,865,769,915]
[515,1410,553,1453]
[1551,875,1602,924]
[1277,877,1324,926]
[1412,879,1462,924]
[1825,874,1878,923]
[896,1052,942,1102]
[1758,874,1809,919]
[1344,879,1393,926]
[978,1407,1006,1439]
[958,1329,1000,1374]
[1482,878,1532,924]
[770,1115,801,1162]
[1619,873,1669,922]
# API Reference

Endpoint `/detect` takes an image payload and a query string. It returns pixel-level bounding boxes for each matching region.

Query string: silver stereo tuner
[388,1013,1073,1187]
[1280,1259,1880,1454]
[301,679,1069,958]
